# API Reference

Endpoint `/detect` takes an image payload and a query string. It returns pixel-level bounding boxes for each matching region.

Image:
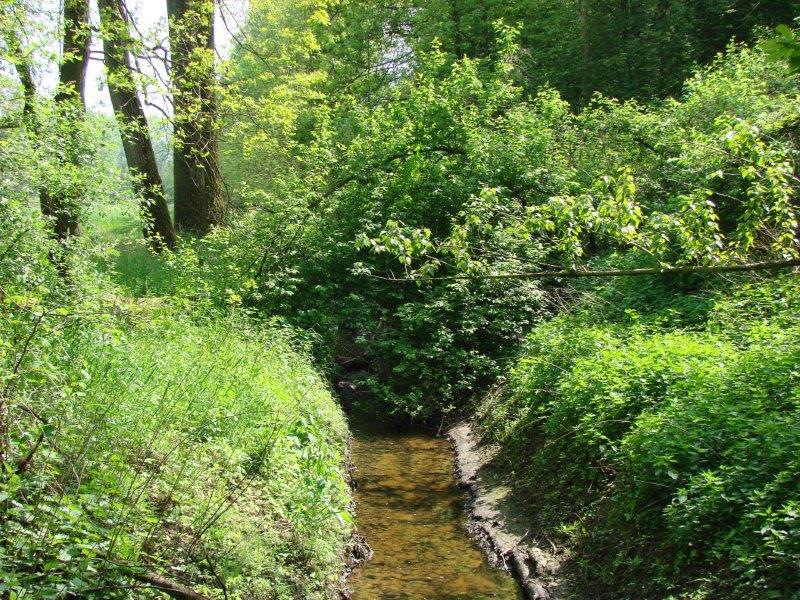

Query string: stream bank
[448,422,569,600]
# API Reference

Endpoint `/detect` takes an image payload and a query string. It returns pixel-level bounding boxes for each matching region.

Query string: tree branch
[374,258,800,282]
[132,572,212,600]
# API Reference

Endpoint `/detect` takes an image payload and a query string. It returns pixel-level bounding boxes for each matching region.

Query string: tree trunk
[99,0,177,251]
[449,0,464,58]
[579,0,590,101]
[40,0,90,243]
[16,57,36,121]
[167,0,225,235]
[1,19,37,121]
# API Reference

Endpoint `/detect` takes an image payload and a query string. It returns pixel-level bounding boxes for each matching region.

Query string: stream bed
[348,421,523,599]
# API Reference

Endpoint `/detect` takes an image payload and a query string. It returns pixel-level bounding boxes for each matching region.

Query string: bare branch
[373,258,800,282]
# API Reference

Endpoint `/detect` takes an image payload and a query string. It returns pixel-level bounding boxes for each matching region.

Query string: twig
[15,429,45,474]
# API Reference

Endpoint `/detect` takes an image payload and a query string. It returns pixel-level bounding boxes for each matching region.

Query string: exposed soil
[448,422,572,600]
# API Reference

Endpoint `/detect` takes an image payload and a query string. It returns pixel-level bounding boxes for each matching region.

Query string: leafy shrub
[615,326,799,597]
[360,277,544,418]
[480,314,621,446]
[480,285,799,598]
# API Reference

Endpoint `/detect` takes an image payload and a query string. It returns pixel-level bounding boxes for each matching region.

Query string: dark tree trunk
[99,0,177,251]
[40,0,90,243]
[449,0,464,58]
[580,0,590,101]
[167,0,225,235]
[16,59,36,121]
[2,29,37,121]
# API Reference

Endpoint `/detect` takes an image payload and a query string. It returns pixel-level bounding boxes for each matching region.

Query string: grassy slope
[1,201,353,599]
[478,274,800,599]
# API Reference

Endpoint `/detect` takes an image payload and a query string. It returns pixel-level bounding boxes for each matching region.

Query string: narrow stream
[348,420,522,599]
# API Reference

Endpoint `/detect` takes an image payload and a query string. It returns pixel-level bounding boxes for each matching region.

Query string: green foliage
[214,25,800,425]
[311,0,800,104]
[480,276,800,599]
[4,1,800,597]
[618,327,799,598]
[1,198,351,598]
[368,43,800,278]
[360,277,543,418]
[203,18,800,595]
[217,29,551,417]
[762,25,800,72]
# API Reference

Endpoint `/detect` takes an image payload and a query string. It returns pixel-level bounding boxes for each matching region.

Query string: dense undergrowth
[203,33,800,423]
[3,1,800,597]
[210,26,800,598]
[479,274,800,598]
[0,197,352,598]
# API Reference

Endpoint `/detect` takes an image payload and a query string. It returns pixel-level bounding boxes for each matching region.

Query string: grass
[87,201,174,296]
[2,199,354,599]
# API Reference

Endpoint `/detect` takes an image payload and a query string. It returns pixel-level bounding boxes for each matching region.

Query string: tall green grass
[87,201,174,297]
[2,199,353,599]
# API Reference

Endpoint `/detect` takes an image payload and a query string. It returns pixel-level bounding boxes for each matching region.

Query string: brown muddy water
[348,422,522,600]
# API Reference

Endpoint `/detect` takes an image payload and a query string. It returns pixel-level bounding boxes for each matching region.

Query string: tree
[98,0,177,250]
[167,0,225,234]
[39,0,90,243]
[0,2,37,122]
[762,25,800,72]
[579,0,589,99]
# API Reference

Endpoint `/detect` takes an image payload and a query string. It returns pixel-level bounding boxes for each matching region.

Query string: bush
[479,284,799,598]
[616,327,799,598]
[362,277,544,418]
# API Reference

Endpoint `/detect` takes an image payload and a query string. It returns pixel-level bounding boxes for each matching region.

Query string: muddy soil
[448,422,571,600]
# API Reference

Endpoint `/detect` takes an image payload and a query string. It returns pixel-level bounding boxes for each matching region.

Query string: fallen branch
[132,572,212,600]
[373,257,800,282]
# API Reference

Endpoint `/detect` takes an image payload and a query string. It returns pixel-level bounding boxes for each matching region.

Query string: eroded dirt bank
[448,422,571,600]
